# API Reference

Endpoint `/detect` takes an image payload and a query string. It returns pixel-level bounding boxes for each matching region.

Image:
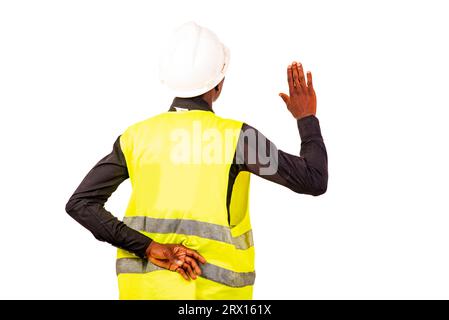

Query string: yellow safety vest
[117,110,254,299]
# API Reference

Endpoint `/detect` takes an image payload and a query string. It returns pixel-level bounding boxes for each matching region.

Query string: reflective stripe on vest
[123,216,253,250]
[116,258,256,288]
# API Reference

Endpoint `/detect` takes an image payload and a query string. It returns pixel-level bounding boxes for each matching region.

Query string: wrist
[294,112,316,120]
[145,241,155,258]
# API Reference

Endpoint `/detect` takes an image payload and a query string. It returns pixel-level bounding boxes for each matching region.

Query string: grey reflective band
[200,263,255,288]
[116,258,255,288]
[123,216,253,250]
[117,257,164,274]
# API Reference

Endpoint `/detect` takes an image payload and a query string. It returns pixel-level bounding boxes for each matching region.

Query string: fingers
[307,71,315,98]
[177,267,190,281]
[288,61,310,90]
[179,247,205,279]
[185,256,202,276]
[150,255,184,273]
[183,262,197,280]
[279,93,290,106]
[185,248,207,264]
[287,64,294,92]
[306,71,313,88]
[292,62,299,88]
[150,256,192,281]
[297,63,305,88]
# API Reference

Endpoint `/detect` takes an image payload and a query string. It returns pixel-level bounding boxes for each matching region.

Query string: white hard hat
[159,22,230,98]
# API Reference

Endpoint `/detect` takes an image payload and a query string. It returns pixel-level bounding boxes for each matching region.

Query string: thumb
[279,93,290,106]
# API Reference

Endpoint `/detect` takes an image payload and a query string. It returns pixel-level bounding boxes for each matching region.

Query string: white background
[1,0,448,299]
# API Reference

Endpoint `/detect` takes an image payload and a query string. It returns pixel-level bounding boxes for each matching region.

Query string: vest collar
[169,97,214,113]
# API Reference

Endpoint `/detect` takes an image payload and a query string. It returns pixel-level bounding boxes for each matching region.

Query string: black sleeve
[65,136,152,258]
[235,115,328,196]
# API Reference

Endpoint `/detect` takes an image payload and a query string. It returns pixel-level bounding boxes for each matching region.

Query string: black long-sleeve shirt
[65,97,328,258]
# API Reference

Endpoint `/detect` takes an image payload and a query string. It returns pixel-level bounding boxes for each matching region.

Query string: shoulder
[119,113,171,151]
[124,113,172,134]
[211,113,245,130]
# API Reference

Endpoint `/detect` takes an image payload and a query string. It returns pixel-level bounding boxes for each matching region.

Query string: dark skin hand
[279,61,317,119]
[146,241,207,281]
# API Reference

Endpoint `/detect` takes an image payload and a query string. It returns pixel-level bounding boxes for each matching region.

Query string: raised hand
[279,61,317,119]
